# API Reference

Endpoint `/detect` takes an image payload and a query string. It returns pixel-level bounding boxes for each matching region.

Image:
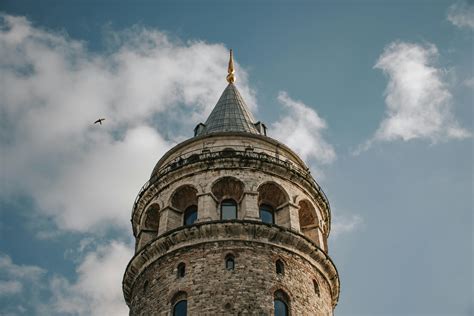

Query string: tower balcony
[131,133,332,243]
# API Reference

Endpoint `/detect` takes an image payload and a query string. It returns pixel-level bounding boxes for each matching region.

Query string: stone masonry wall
[129,239,333,316]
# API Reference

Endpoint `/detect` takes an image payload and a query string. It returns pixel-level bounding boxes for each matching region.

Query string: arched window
[144,204,160,231]
[212,177,244,203]
[221,199,237,220]
[225,254,235,270]
[276,259,284,275]
[298,199,320,245]
[177,262,186,278]
[274,290,290,316]
[173,300,187,316]
[259,204,275,224]
[183,205,198,226]
[313,279,320,297]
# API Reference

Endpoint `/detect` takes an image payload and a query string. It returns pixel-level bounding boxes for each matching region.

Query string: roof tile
[196,83,262,136]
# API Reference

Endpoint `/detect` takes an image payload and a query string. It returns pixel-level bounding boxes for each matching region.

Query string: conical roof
[195,83,262,136]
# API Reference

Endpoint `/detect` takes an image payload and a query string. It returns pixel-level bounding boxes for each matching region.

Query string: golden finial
[226,49,235,83]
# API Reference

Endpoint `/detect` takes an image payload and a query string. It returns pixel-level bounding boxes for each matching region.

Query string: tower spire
[226,49,235,83]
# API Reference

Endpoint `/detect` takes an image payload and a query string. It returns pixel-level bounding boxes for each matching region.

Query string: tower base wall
[125,221,337,315]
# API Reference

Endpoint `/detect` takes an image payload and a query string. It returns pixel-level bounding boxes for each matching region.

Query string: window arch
[171,291,188,316]
[171,185,198,212]
[274,290,290,316]
[259,204,275,224]
[221,199,237,220]
[298,200,318,227]
[225,254,235,270]
[183,205,198,226]
[276,259,285,275]
[143,203,160,231]
[313,279,320,297]
[170,185,198,229]
[211,177,244,202]
[257,182,289,209]
[177,262,186,278]
[298,199,320,245]
[257,182,289,226]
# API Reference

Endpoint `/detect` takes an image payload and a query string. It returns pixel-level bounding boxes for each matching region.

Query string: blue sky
[0,1,472,315]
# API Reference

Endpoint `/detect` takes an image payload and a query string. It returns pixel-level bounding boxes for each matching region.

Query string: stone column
[287,202,301,232]
[197,193,218,222]
[241,191,259,220]
[157,208,169,235]
[159,206,182,232]
[276,202,301,232]
[317,227,328,252]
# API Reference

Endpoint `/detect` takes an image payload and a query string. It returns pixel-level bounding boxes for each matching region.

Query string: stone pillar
[157,208,169,235]
[288,202,301,232]
[197,193,218,222]
[241,191,260,220]
[160,206,182,232]
[276,202,301,232]
[320,220,329,251]
[317,228,326,251]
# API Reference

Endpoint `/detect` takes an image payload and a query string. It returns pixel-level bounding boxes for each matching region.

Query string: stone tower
[123,50,340,315]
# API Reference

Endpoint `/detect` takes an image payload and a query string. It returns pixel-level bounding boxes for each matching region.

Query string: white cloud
[0,280,23,296]
[0,253,45,282]
[464,77,474,89]
[356,41,470,153]
[447,1,474,29]
[0,253,46,313]
[0,241,132,315]
[50,241,132,316]
[270,91,336,165]
[331,214,363,238]
[0,13,256,233]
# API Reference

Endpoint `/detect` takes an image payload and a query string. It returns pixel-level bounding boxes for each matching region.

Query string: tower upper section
[133,50,333,249]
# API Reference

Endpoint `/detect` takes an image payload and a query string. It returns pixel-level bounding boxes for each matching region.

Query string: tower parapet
[123,51,340,315]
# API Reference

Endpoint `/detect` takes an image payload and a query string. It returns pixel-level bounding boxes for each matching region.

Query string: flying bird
[94,118,106,125]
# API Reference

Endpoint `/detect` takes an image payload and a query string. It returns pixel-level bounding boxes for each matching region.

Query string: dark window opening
[259,204,275,224]
[313,279,320,297]
[177,263,186,278]
[276,259,285,275]
[225,254,235,270]
[184,205,198,226]
[173,300,187,316]
[221,199,237,220]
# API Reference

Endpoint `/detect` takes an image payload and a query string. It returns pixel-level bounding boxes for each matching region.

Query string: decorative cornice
[152,132,309,175]
[123,220,340,308]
